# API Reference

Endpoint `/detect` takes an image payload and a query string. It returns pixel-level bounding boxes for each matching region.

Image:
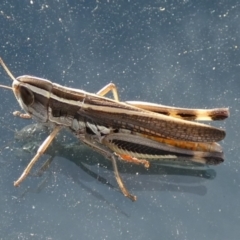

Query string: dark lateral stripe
[176,113,197,120]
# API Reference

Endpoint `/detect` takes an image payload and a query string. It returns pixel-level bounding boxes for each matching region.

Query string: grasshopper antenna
[0,57,17,82]
[0,84,12,90]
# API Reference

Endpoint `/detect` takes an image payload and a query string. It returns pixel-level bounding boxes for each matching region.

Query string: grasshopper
[0,58,229,201]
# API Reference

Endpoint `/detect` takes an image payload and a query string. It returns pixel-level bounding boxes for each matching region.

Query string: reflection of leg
[14,126,62,187]
[82,138,136,201]
[19,174,51,199]
[33,156,54,177]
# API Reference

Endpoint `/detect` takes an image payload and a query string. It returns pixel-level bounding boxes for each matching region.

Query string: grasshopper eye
[19,86,34,106]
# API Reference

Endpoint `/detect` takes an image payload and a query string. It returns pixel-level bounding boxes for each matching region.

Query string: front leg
[13,111,32,119]
[14,126,62,187]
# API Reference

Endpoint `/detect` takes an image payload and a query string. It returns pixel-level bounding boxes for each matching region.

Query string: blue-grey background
[0,0,239,239]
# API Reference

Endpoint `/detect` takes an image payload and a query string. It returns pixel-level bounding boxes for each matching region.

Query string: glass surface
[0,1,239,239]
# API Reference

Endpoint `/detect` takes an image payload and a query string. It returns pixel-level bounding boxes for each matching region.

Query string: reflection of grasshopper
[0,58,229,201]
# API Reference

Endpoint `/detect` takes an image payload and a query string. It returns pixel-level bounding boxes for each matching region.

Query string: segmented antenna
[0,57,17,82]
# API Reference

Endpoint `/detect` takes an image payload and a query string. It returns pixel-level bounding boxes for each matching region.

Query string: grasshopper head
[13,75,53,122]
[0,58,53,122]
